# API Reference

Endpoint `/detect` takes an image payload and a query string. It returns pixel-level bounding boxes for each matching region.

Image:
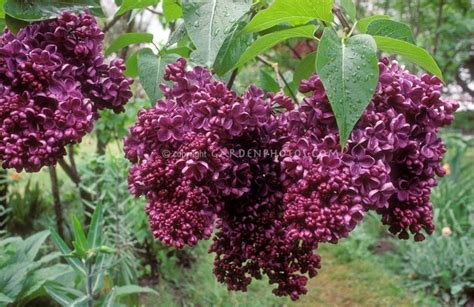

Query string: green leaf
[341,0,356,20]
[316,28,378,148]
[5,14,27,34]
[124,51,139,78]
[115,0,158,16]
[22,264,73,299]
[21,230,49,261]
[356,15,389,33]
[70,295,90,306]
[0,293,13,304]
[0,263,28,300]
[245,0,333,33]
[86,203,103,249]
[4,0,100,22]
[234,25,316,69]
[165,47,191,57]
[367,19,415,43]
[71,216,88,255]
[114,285,159,297]
[293,51,316,86]
[163,0,182,22]
[50,228,85,276]
[105,33,153,56]
[259,68,279,92]
[165,22,187,48]
[0,0,5,17]
[213,17,253,76]
[103,288,117,307]
[373,36,443,81]
[43,283,81,306]
[137,48,179,102]
[182,0,252,67]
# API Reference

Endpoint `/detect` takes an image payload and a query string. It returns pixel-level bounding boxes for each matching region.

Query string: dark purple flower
[342,144,376,174]
[0,11,132,172]
[157,115,184,141]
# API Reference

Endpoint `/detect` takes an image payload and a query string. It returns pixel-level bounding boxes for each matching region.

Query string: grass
[295,246,414,307]
[147,230,415,307]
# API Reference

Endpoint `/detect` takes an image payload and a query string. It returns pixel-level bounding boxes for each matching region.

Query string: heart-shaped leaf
[137,48,179,102]
[182,0,251,67]
[316,28,379,148]
[213,17,253,76]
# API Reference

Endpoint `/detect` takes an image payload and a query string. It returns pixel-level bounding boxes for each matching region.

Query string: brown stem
[58,159,80,185]
[0,169,7,230]
[96,135,107,156]
[332,6,351,32]
[119,11,135,59]
[226,69,239,90]
[0,169,7,208]
[103,14,123,33]
[383,0,390,15]
[256,55,298,104]
[285,42,302,59]
[49,166,64,238]
[68,145,78,177]
[146,7,163,16]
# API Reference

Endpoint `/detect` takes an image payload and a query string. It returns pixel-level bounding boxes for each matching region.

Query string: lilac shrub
[0,11,132,172]
[125,58,458,300]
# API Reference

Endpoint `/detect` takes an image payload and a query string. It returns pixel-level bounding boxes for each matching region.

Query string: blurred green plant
[400,236,474,305]
[6,180,50,236]
[433,132,474,236]
[0,230,74,306]
[47,203,158,306]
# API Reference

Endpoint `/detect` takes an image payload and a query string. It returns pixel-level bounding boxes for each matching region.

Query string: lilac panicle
[0,11,132,172]
[124,57,457,300]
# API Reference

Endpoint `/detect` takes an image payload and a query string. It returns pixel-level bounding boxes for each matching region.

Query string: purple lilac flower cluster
[281,58,458,245]
[0,11,132,172]
[124,58,457,300]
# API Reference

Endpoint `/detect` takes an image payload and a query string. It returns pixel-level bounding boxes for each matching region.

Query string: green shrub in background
[6,181,50,236]
[451,111,474,134]
[47,204,158,306]
[0,231,74,306]
[400,236,474,306]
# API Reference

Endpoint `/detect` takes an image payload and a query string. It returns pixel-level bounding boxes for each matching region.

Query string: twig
[102,14,123,33]
[332,6,351,32]
[68,145,78,178]
[49,166,64,239]
[120,11,135,59]
[0,169,7,210]
[58,159,80,185]
[226,69,239,89]
[146,7,163,16]
[256,55,298,104]
[285,42,302,59]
